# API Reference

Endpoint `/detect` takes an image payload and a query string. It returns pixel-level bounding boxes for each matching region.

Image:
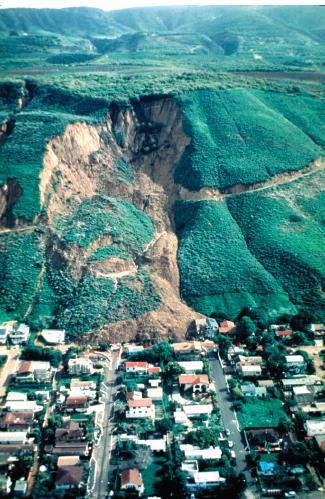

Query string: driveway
[0,346,20,397]
[209,354,257,495]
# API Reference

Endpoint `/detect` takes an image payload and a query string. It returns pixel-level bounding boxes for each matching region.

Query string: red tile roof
[219,320,236,334]
[66,395,88,406]
[128,398,152,408]
[55,465,83,486]
[276,329,293,336]
[125,362,148,369]
[179,374,209,385]
[17,361,32,374]
[148,366,161,373]
[126,391,142,401]
[121,468,143,487]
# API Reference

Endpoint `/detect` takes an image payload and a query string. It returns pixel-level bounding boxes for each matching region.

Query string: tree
[156,417,173,434]
[236,316,256,340]
[164,361,184,379]
[218,334,232,358]
[290,312,312,332]
[286,442,314,464]
[151,342,174,365]
[185,428,218,448]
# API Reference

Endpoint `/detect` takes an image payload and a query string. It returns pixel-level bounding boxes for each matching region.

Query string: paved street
[90,351,120,499]
[0,346,20,397]
[209,354,256,492]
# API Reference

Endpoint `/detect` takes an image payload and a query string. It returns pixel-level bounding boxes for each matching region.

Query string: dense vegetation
[175,200,294,319]
[175,89,322,190]
[227,171,325,320]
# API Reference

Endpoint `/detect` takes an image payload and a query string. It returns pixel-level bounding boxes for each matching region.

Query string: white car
[225,429,230,436]
[228,440,234,448]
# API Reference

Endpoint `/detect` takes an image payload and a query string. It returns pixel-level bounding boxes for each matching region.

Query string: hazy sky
[1,1,321,9]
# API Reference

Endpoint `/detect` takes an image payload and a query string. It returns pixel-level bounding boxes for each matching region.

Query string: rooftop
[121,468,143,487]
[55,465,83,486]
[179,374,209,385]
[128,398,152,408]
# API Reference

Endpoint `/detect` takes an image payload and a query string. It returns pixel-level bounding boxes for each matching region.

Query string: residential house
[301,402,325,417]
[238,364,262,378]
[219,320,236,335]
[55,465,84,491]
[281,375,321,391]
[188,318,218,339]
[10,324,30,345]
[0,412,33,432]
[125,361,148,373]
[124,345,144,355]
[310,324,325,338]
[275,329,293,339]
[187,471,225,490]
[173,409,191,426]
[121,468,144,495]
[293,385,314,404]
[241,384,266,398]
[147,387,163,400]
[0,432,28,445]
[6,392,28,402]
[4,400,42,413]
[180,444,222,460]
[57,456,80,467]
[247,429,282,450]
[179,374,209,393]
[0,328,9,345]
[148,378,161,388]
[14,478,28,497]
[68,358,93,376]
[41,329,65,345]
[257,380,275,389]
[51,442,90,457]
[183,404,213,418]
[237,355,263,366]
[148,366,161,375]
[305,420,325,437]
[70,379,97,398]
[126,398,155,419]
[285,355,305,373]
[182,460,199,476]
[137,439,166,452]
[126,391,143,401]
[314,434,325,454]
[0,474,11,494]
[172,341,202,356]
[177,361,204,373]
[65,395,89,413]
[55,420,85,444]
[16,361,53,383]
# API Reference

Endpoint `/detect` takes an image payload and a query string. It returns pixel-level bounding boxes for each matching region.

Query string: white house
[305,420,325,437]
[193,471,226,487]
[177,361,204,373]
[0,431,28,445]
[241,384,266,398]
[68,358,93,376]
[125,361,148,373]
[126,398,155,419]
[147,387,163,400]
[183,404,213,418]
[179,374,210,393]
[10,323,30,344]
[180,444,222,461]
[174,409,191,426]
[0,327,9,345]
[138,439,166,452]
[41,329,65,345]
[6,392,28,402]
[286,355,305,367]
[293,385,314,404]
[237,355,263,366]
[238,364,262,378]
[4,400,43,413]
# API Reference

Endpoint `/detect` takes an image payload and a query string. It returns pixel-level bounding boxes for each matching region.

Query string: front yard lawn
[142,455,166,496]
[238,399,286,429]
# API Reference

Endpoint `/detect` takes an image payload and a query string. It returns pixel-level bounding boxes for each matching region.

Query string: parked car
[218,432,225,441]
[228,440,234,448]
[225,429,230,436]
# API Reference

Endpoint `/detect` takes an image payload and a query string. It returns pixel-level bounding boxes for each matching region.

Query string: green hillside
[0,6,324,334]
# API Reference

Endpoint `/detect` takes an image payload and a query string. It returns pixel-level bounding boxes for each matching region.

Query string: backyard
[238,399,286,429]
